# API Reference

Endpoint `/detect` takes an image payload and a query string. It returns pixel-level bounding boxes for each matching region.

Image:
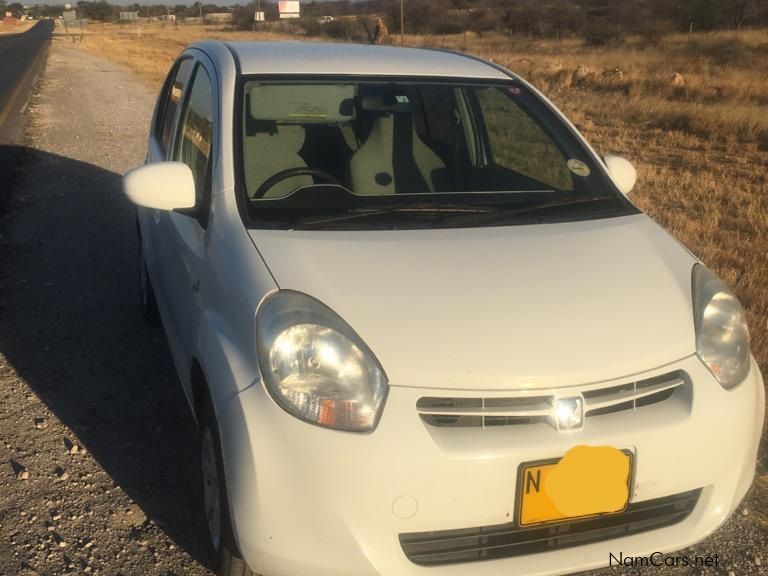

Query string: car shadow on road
[0,145,211,568]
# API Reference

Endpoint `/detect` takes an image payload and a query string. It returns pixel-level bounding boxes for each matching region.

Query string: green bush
[324,19,367,41]
[297,17,368,42]
[434,19,465,35]
[583,20,624,46]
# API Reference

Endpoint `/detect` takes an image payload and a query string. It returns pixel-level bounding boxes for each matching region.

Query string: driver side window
[174,64,214,222]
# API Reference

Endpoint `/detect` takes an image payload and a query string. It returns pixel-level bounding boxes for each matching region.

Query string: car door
[155,56,217,399]
[143,56,196,368]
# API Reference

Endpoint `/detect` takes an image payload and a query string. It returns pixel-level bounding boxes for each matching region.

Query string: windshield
[237,78,636,229]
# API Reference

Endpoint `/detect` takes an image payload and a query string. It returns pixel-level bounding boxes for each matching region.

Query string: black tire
[138,243,159,325]
[199,397,254,576]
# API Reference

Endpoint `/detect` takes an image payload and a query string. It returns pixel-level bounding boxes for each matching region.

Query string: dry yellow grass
[74,24,768,438]
[0,20,35,35]
[75,24,768,141]
[409,29,768,145]
[68,21,303,87]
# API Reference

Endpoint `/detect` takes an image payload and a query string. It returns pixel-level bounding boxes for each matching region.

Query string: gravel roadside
[0,37,765,576]
[0,39,212,576]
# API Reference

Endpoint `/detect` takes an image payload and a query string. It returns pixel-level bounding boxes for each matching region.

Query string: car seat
[348,95,448,195]
[243,123,313,199]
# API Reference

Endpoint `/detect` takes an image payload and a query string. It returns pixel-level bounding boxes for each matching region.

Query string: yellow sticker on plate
[518,445,632,526]
[567,159,591,177]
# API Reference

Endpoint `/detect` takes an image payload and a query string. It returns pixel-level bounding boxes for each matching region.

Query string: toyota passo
[123,42,765,576]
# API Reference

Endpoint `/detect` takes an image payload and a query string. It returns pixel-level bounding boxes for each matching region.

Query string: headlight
[256,290,388,432]
[692,264,751,389]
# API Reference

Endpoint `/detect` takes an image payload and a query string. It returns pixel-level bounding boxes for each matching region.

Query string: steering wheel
[254,167,342,199]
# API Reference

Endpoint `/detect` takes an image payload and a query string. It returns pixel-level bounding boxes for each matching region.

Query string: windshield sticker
[287,102,328,119]
[395,95,410,103]
[567,159,591,177]
[507,86,522,96]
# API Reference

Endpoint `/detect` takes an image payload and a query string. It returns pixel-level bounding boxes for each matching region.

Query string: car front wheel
[199,398,254,576]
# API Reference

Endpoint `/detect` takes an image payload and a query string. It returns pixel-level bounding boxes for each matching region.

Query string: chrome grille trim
[417,371,686,428]
[583,375,684,413]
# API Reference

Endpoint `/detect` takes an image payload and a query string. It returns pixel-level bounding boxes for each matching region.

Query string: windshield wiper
[445,196,616,226]
[296,203,495,228]
[285,196,615,229]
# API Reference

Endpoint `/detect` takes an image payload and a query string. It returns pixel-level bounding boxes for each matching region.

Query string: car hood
[248,215,697,390]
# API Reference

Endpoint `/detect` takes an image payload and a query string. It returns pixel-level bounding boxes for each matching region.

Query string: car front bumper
[220,355,765,576]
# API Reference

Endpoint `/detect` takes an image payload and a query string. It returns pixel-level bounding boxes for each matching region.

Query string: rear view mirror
[123,162,196,211]
[603,154,637,196]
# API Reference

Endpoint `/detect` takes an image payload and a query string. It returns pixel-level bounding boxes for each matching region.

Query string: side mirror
[123,162,196,211]
[603,154,637,196]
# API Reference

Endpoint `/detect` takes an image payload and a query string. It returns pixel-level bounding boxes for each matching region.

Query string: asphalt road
[0,20,52,206]
[0,21,53,136]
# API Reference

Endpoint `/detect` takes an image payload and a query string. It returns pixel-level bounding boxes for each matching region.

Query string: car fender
[195,308,260,417]
[193,307,263,554]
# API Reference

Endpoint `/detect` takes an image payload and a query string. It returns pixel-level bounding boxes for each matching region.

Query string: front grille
[417,371,686,429]
[400,489,701,566]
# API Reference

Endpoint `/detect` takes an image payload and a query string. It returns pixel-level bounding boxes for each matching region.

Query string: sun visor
[249,84,356,123]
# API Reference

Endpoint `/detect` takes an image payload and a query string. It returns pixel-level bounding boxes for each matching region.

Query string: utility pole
[400,0,404,45]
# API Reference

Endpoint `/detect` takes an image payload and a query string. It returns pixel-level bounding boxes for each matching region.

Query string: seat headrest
[250,125,306,154]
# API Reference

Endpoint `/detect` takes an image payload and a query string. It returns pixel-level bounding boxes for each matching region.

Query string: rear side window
[157,58,194,155]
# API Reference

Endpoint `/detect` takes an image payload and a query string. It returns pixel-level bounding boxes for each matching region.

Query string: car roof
[218,41,512,80]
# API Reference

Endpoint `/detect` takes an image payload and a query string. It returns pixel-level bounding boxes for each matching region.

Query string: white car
[318,15,335,23]
[123,42,765,576]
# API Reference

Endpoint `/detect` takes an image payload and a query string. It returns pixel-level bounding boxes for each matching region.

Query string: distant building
[204,12,233,23]
[119,11,138,23]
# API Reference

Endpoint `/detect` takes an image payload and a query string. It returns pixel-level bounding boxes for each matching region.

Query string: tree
[76,0,116,21]
[232,0,277,28]
[730,0,750,29]
[451,0,474,12]
[7,2,23,17]
[384,0,446,34]
[681,0,717,30]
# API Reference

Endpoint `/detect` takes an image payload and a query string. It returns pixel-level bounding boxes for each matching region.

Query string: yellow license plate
[517,446,633,527]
